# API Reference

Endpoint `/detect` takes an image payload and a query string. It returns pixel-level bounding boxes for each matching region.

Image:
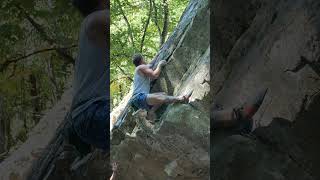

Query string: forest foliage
[0,0,189,156]
[0,0,80,153]
[110,0,189,108]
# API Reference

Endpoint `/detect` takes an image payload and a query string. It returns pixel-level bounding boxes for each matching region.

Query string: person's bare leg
[145,93,181,121]
[145,93,168,121]
[146,93,183,106]
[146,104,161,121]
[145,92,192,121]
[152,92,167,96]
[211,88,268,129]
[211,109,237,128]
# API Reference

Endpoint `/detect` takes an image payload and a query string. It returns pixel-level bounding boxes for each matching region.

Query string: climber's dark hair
[72,0,101,16]
[133,53,144,67]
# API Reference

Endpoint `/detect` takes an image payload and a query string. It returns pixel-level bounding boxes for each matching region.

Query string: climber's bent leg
[151,92,167,96]
[146,103,162,120]
[146,93,183,106]
[147,93,185,121]
[131,93,154,110]
[72,100,109,152]
[149,103,162,112]
[212,88,268,131]
[131,92,184,121]
[211,109,238,128]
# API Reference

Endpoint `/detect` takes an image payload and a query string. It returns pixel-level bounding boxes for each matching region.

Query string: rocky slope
[0,88,73,180]
[0,0,210,179]
[212,0,320,179]
[111,0,210,179]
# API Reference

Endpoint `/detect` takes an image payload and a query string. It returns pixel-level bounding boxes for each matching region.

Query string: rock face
[212,0,320,179]
[111,0,210,179]
[0,0,209,179]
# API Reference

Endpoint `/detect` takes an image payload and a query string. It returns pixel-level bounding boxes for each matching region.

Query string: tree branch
[0,45,77,72]
[161,0,169,45]
[15,4,76,64]
[140,0,153,52]
[110,76,133,84]
[115,0,136,51]
[151,0,162,46]
[115,64,133,82]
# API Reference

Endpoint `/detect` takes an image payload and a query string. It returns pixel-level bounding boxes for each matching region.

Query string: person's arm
[85,9,109,47]
[139,60,166,79]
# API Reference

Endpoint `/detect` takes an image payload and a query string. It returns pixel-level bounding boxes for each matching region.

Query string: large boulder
[212,0,320,179]
[111,0,210,179]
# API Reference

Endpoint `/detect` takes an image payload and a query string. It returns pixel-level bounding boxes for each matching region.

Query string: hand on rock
[158,60,167,67]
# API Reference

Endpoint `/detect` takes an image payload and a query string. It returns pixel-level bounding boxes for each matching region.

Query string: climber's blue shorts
[72,100,109,151]
[131,93,153,110]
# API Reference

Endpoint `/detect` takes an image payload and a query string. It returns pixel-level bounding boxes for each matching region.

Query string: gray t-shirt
[71,17,109,119]
[132,65,151,97]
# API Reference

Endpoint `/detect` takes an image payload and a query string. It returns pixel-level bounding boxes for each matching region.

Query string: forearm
[153,64,162,78]
[141,61,166,79]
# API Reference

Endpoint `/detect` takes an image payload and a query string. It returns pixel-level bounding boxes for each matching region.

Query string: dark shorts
[72,100,109,151]
[131,93,153,110]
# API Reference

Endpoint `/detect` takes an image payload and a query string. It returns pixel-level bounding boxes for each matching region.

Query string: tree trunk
[46,57,59,102]
[160,0,169,46]
[151,0,162,46]
[0,97,5,154]
[115,0,136,51]
[21,73,28,131]
[0,98,12,153]
[29,74,41,124]
[140,0,153,52]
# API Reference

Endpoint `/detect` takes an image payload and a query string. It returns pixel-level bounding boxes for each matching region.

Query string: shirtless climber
[211,88,268,133]
[131,54,192,121]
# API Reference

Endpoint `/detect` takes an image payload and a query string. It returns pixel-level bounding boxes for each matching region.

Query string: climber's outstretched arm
[139,60,167,79]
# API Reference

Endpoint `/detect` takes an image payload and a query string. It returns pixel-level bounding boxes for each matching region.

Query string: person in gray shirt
[131,54,192,121]
[65,0,109,156]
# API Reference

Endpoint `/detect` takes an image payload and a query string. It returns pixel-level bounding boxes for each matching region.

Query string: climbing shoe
[237,88,268,120]
[181,90,194,104]
[234,88,268,133]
